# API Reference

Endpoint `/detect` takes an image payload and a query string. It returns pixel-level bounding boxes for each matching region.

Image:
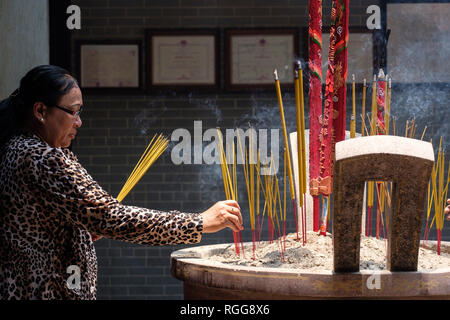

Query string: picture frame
[76,40,143,94]
[320,27,374,83]
[225,28,300,91]
[146,29,219,92]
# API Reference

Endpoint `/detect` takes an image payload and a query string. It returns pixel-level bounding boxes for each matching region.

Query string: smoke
[386,3,450,152]
[132,98,168,135]
[237,93,299,134]
[199,97,222,124]
[187,92,222,124]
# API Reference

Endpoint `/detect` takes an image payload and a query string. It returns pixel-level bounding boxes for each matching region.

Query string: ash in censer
[210,232,450,272]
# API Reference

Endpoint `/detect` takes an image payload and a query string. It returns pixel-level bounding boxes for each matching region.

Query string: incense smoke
[386,3,450,152]
[132,98,168,136]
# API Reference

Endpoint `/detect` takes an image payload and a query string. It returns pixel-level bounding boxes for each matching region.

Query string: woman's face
[40,86,83,148]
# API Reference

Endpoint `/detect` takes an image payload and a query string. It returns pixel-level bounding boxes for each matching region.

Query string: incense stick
[421,126,428,141]
[295,61,306,244]
[216,128,242,256]
[370,74,377,136]
[350,74,356,138]
[385,77,391,135]
[117,133,168,202]
[361,78,367,137]
[274,69,299,242]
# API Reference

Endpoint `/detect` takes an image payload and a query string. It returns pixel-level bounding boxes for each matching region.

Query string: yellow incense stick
[119,134,160,195]
[257,150,260,218]
[117,134,168,202]
[233,141,237,202]
[294,64,304,206]
[410,119,416,139]
[219,130,235,200]
[350,74,356,138]
[421,126,428,141]
[392,117,396,136]
[360,114,369,137]
[298,65,307,196]
[385,77,391,135]
[370,74,377,136]
[284,148,287,222]
[367,89,380,209]
[237,129,255,230]
[274,69,295,201]
[361,78,367,137]
[433,138,449,232]
[250,127,255,230]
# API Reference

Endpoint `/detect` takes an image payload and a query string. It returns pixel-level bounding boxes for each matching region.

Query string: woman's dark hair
[0,65,79,148]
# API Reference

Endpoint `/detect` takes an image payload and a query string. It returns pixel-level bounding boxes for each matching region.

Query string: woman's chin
[64,134,76,147]
[62,139,72,148]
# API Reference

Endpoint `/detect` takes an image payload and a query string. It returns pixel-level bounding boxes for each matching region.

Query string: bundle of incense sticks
[294,61,307,245]
[423,138,449,255]
[235,142,286,262]
[261,155,285,260]
[274,68,300,243]
[216,128,245,257]
[236,126,257,259]
[117,133,168,202]
[236,136,289,261]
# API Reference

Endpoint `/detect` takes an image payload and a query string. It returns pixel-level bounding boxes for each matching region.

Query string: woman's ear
[33,102,47,123]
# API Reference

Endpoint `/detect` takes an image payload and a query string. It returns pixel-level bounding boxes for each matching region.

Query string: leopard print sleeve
[31,145,203,246]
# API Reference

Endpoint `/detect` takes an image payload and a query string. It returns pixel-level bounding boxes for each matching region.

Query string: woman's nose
[74,115,82,128]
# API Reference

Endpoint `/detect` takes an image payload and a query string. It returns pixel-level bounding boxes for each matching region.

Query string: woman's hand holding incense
[201,200,244,233]
[445,199,450,221]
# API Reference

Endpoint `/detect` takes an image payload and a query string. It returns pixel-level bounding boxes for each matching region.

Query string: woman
[0,65,243,300]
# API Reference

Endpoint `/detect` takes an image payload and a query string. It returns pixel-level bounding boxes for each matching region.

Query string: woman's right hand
[201,200,244,233]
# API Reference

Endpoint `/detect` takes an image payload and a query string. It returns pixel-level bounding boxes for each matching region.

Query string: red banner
[376,70,386,135]
[330,0,349,173]
[308,0,323,232]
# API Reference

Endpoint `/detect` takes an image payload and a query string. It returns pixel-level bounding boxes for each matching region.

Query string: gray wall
[0,0,49,97]
[67,0,449,300]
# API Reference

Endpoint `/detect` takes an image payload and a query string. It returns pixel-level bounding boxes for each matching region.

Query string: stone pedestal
[332,135,434,272]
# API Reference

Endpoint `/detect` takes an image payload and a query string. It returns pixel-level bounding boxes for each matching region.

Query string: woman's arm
[90,199,243,241]
[32,147,204,246]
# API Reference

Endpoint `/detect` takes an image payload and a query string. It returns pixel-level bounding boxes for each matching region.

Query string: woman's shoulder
[6,133,77,165]
[7,133,53,156]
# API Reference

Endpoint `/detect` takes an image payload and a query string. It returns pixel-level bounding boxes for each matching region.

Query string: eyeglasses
[51,104,83,117]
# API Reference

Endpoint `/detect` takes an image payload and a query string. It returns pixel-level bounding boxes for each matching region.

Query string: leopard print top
[0,133,203,300]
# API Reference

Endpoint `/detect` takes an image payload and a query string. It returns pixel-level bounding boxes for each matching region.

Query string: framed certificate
[226,29,300,91]
[76,40,143,93]
[146,29,219,91]
[321,27,374,83]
